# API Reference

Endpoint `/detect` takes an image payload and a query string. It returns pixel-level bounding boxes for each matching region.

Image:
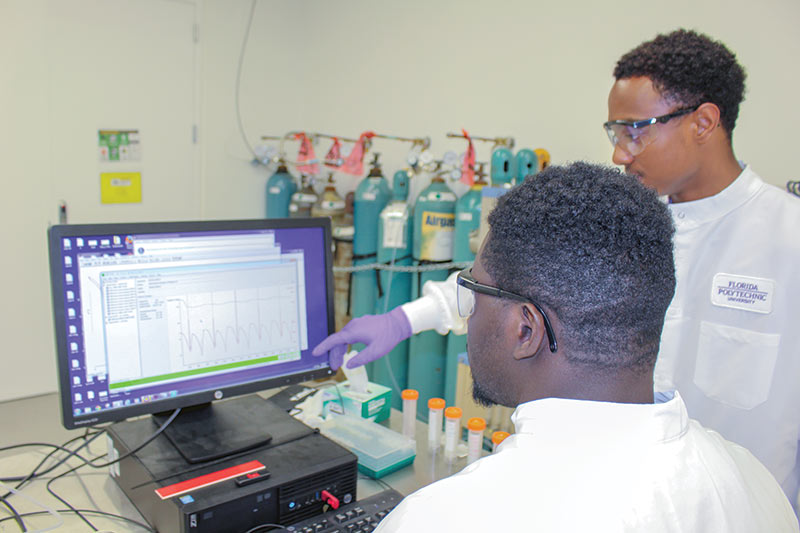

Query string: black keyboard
[280,488,404,533]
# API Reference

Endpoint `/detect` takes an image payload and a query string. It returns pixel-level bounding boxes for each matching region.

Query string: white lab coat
[399,166,800,510]
[375,391,799,533]
[655,166,800,510]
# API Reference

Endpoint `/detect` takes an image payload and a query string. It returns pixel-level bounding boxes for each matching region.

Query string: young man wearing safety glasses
[314,29,800,512]
[375,162,798,532]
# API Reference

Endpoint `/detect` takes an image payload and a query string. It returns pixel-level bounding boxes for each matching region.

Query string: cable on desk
[357,472,394,493]
[87,407,181,470]
[45,407,181,531]
[0,508,154,532]
[0,429,107,523]
[0,480,63,532]
[0,432,104,487]
[0,497,26,532]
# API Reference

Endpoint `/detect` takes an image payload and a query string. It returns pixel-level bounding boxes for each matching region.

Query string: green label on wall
[98,129,141,161]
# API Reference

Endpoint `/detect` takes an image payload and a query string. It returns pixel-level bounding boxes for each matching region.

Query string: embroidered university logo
[710,273,774,314]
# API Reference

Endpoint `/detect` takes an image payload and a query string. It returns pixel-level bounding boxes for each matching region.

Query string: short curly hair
[484,162,676,372]
[614,29,746,135]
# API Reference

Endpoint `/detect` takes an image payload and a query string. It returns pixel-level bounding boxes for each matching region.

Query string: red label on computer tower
[155,460,266,500]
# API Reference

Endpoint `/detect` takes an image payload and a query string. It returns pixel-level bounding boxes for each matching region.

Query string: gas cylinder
[266,161,297,218]
[491,147,515,188]
[350,154,391,327]
[368,170,413,408]
[443,166,487,406]
[311,174,346,224]
[514,148,539,185]
[408,175,457,421]
[312,175,349,330]
[289,174,317,218]
[332,192,355,332]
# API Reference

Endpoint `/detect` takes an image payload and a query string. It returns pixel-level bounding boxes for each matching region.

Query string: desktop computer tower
[106,397,358,533]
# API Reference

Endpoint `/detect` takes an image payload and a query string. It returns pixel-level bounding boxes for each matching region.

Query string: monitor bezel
[48,217,335,430]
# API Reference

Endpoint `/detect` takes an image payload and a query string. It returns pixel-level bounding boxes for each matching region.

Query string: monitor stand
[152,395,274,464]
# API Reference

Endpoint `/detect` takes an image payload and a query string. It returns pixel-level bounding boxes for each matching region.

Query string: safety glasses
[456,268,557,353]
[603,105,699,156]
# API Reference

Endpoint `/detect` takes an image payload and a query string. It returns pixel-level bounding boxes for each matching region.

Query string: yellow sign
[100,172,142,204]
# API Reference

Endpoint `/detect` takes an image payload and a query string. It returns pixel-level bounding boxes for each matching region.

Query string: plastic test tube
[401,389,419,440]
[467,417,487,464]
[444,406,463,459]
[491,430,511,453]
[428,397,445,451]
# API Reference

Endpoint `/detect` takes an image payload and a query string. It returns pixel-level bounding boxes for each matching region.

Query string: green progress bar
[109,352,300,390]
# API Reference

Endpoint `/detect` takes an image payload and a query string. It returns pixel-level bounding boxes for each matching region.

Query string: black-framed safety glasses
[456,268,557,353]
[602,105,700,156]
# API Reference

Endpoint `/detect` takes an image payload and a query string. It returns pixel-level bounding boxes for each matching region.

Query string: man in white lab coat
[373,162,798,532]
[313,29,800,511]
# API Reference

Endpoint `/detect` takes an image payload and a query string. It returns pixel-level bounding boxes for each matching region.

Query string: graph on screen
[166,282,300,365]
[95,257,306,390]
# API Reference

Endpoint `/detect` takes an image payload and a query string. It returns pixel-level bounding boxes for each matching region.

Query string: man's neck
[521,365,656,405]
[669,146,742,204]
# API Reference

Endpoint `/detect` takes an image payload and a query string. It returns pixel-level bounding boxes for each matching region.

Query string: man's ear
[512,304,547,361]
[693,102,721,143]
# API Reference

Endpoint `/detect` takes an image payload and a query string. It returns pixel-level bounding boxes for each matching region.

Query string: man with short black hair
[374,162,798,532]
[606,30,800,512]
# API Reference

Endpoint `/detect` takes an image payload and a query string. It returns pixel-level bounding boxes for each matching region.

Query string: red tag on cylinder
[325,137,342,168]
[295,133,319,174]
[460,128,476,185]
[339,131,375,176]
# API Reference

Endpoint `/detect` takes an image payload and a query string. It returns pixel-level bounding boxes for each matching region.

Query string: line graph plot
[167,283,300,366]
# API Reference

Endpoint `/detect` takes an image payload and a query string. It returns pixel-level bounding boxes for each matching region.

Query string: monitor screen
[48,218,335,430]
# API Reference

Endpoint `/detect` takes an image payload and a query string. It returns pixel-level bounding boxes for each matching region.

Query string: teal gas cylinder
[266,162,297,218]
[368,170,413,408]
[491,147,515,188]
[408,176,457,421]
[351,154,391,325]
[443,177,486,406]
[514,148,539,185]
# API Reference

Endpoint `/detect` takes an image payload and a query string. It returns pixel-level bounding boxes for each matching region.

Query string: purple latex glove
[311,306,413,370]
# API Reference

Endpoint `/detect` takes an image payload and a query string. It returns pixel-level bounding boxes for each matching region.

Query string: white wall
[3,0,799,401]
[1,0,198,402]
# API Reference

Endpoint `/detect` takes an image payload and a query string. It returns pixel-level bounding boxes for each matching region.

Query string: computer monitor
[48,218,335,461]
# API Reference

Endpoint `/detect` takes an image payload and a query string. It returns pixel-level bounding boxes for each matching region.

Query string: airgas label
[419,211,455,261]
[710,273,774,314]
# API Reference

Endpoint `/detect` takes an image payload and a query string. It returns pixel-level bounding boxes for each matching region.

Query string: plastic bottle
[401,389,419,440]
[444,406,463,459]
[427,397,445,451]
[467,417,486,464]
[491,430,510,453]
